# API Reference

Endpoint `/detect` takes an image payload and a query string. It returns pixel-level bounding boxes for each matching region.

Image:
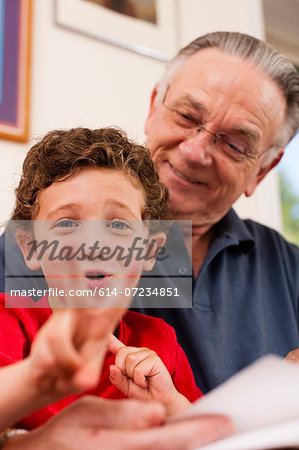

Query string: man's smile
[169,162,205,185]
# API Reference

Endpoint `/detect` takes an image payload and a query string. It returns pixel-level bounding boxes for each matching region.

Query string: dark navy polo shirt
[134,209,299,393]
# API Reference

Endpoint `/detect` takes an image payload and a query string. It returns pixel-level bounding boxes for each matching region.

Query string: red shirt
[0,293,202,429]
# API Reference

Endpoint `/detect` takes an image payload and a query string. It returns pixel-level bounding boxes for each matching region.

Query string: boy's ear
[16,230,41,271]
[142,232,167,272]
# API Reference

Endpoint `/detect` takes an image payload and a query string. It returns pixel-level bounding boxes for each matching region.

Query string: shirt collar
[213,208,255,254]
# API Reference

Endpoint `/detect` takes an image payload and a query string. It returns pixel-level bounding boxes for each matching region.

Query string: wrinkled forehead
[167,48,286,141]
[171,48,283,99]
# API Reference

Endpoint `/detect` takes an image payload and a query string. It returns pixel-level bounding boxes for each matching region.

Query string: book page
[173,355,299,449]
[198,419,299,450]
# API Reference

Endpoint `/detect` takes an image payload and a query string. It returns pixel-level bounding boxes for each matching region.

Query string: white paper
[173,355,299,449]
[199,419,299,449]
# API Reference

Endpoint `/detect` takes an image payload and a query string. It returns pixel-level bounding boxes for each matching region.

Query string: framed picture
[0,0,32,142]
[55,0,179,61]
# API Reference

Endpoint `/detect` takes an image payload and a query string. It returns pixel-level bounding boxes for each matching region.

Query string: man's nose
[179,129,214,166]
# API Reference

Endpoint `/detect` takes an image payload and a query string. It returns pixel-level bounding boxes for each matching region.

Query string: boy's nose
[79,221,104,259]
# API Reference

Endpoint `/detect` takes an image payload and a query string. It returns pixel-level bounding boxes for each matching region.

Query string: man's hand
[4,396,233,450]
[108,334,190,418]
[286,348,299,365]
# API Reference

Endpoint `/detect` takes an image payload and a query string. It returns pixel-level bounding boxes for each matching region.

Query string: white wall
[0,0,282,231]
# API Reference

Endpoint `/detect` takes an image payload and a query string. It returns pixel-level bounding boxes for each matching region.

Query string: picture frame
[0,0,32,142]
[55,0,179,61]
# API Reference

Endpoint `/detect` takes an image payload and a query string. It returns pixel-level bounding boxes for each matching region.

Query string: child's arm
[107,335,191,419]
[0,307,123,431]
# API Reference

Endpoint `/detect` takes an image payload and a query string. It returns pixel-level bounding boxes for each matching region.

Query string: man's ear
[245,149,284,197]
[16,230,41,271]
[142,232,167,272]
[144,85,159,136]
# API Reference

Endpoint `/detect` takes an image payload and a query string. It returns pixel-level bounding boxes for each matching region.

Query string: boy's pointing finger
[107,333,126,354]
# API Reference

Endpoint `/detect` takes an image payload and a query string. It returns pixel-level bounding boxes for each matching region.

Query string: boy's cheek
[43,259,84,297]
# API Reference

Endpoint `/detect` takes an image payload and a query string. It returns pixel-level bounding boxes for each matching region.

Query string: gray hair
[156,32,299,166]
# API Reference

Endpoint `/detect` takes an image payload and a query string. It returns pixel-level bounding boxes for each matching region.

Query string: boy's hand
[107,335,190,418]
[28,307,124,401]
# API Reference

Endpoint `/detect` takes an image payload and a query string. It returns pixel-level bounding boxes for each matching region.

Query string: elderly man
[0,31,299,448]
[135,31,299,393]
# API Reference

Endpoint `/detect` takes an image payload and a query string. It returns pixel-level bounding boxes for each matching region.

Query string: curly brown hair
[11,127,169,224]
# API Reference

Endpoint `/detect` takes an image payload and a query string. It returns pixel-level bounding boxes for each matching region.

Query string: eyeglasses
[162,99,268,163]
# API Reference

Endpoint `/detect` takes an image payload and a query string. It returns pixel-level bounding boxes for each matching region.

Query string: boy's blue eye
[108,220,130,230]
[54,219,78,228]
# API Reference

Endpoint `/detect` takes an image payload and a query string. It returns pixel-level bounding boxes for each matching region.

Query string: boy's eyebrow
[46,201,141,220]
[107,200,141,220]
[46,204,78,219]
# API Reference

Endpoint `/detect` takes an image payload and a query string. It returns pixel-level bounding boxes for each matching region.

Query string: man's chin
[167,201,197,221]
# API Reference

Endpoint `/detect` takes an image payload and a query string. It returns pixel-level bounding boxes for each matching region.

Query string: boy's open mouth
[84,270,112,280]
[84,270,113,291]
[85,273,105,280]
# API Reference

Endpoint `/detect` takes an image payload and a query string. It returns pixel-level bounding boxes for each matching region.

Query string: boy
[0,127,201,430]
